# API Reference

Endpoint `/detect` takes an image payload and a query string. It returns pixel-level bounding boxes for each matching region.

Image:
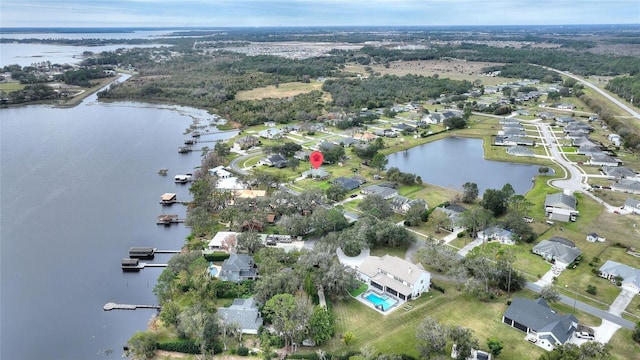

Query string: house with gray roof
[602,166,637,180]
[589,154,619,167]
[301,167,330,180]
[537,111,555,119]
[217,298,263,334]
[433,204,467,231]
[233,135,259,151]
[599,260,640,293]
[532,237,582,268]
[577,144,602,157]
[544,193,578,222]
[612,179,640,195]
[507,146,534,157]
[623,198,640,215]
[499,128,527,138]
[502,297,578,350]
[218,254,258,283]
[332,177,361,191]
[356,254,431,301]
[262,154,288,168]
[360,184,398,199]
[477,226,516,245]
[572,137,597,147]
[390,196,427,214]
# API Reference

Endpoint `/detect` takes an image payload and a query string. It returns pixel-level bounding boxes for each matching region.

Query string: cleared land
[234,81,323,101]
[345,59,514,86]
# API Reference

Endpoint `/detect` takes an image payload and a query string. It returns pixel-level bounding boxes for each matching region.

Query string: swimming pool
[365,292,397,311]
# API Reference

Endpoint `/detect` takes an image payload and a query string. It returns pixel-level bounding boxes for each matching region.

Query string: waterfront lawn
[326,286,549,360]
[0,82,25,92]
[234,81,323,101]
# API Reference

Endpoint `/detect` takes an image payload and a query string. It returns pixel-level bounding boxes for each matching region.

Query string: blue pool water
[365,292,396,310]
[209,266,218,276]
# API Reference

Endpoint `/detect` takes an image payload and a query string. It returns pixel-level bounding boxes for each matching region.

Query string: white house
[599,260,640,294]
[544,193,578,222]
[585,233,606,243]
[356,254,431,301]
[208,231,239,251]
[209,165,232,179]
[258,128,283,139]
[532,237,582,269]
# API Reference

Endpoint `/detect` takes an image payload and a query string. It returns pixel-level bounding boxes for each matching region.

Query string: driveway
[609,286,637,316]
[336,247,370,268]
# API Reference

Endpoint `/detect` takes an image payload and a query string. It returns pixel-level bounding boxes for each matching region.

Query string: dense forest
[322,74,473,109]
[606,73,640,105]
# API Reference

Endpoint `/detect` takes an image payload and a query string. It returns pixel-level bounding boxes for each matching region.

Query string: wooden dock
[103,302,162,311]
[156,214,185,225]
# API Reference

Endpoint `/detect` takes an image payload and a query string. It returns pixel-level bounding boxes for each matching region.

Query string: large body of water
[0,86,235,359]
[387,137,540,195]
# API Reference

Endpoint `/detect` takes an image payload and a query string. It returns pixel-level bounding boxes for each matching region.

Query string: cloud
[1,0,639,27]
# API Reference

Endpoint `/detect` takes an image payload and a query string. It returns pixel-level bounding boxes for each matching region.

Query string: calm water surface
[1,89,235,359]
[387,137,539,195]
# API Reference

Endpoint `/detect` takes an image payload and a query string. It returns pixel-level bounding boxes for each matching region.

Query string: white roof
[216,177,246,190]
[209,231,239,248]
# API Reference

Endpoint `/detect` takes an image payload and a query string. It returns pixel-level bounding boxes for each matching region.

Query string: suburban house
[598,260,640,293]
[208,231,239,252]
[544,193,578,222]
[495,136,535,146]
[433,204,467,231]
[585,233,606,243]
[537,111,556,119]
[602,166,637,180]
[608,134,622,146]
[294,150,311,161]
[356,254,431,301]
[353,132,378,142]
[332,176,361,191]
[258,128,283,139]
[612,179,640,194]
[360,184,399,200]
[477,226,516,245]
[334,137,359,147]
[232,135,259,151]
[390,196,427,214]
[502,297,578,350]
[623,198,640,214]
[572,136,598,147]
[262,154,288,168]
[218,254,258,283]
[507,146,535,157]
[589,154,619,167]
[301,167,330,180]
[532,237,582,269]
[391,123,415,133]
[217,298,263,334]
[209,165,233,179]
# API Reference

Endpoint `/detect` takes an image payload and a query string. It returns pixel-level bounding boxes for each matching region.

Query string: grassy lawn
[234,81,322,101]
[323,285,618,360]
[0,82,25,92]
[369,245,409,259]
[608,328,640,360]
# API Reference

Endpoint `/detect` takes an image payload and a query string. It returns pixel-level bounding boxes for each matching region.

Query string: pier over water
[103,302,161,311]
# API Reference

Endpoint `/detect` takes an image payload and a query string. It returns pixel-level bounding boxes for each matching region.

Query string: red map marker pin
[310,151,324,169]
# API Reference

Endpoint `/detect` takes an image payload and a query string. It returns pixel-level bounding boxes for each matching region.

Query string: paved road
[534,121,586,192]
[524,282,635,330]
[545,67,640,120]
[228,149,263,175]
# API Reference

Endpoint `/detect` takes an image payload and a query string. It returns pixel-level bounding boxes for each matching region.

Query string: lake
[387,137,539,195]
[0,87,236,359]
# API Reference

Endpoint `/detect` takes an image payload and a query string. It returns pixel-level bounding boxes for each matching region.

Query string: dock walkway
[103,302,161,311]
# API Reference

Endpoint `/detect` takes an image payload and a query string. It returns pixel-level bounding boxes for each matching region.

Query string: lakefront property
[7,23,640,360]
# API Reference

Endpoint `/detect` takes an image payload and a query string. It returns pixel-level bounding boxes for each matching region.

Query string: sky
[1,0,639,28]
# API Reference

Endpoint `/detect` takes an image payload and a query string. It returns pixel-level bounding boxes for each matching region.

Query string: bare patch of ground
[346,59,514,85]
[235,81,323,101]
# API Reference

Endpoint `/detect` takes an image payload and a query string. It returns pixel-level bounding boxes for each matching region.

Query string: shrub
[203,252,231,261]
[238,346,250,356]
[157,339,200,354]
[586,285,597,295]
[430,282,446,293]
